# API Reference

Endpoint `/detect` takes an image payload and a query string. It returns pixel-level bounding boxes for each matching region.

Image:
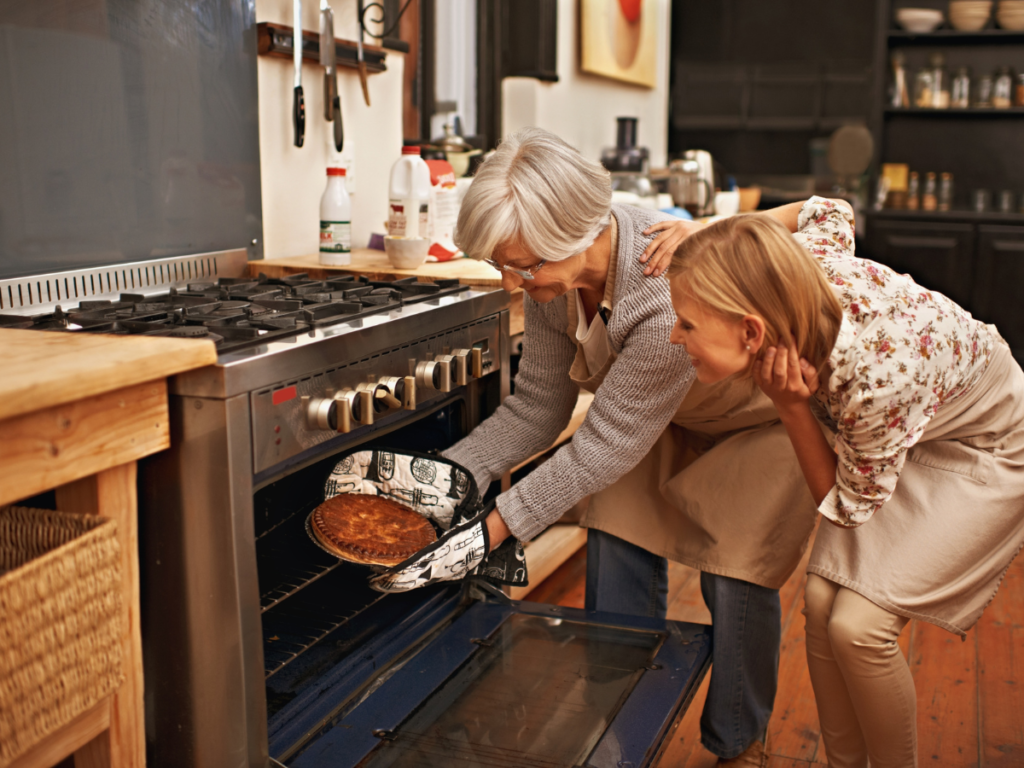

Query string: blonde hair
[454,128,612,262]
[668,214,843,369]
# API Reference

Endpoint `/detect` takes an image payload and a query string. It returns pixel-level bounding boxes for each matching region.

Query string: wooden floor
[523,529,1024,767]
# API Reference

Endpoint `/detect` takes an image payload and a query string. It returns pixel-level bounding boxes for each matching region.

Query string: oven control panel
[251,316,503,474]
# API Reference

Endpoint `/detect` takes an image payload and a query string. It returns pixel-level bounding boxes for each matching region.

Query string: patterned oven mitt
[318,449,528,593]
[323,449,479,530]
[368,500,529,593]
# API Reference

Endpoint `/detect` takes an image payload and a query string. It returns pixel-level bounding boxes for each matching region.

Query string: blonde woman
[648,197,1024,767]
[372,128,823,765]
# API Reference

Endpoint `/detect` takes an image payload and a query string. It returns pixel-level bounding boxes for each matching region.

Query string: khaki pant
[803,574,917,768]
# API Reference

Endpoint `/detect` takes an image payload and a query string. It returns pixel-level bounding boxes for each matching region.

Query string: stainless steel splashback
[0,249,250,315]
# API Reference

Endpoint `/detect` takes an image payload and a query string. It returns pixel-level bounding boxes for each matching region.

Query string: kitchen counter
[253,248,503,286]
[251,249,526,336]
[0,329,216,768]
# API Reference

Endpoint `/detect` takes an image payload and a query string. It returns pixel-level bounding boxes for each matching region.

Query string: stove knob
[357,381,401,414]
[415,355,452,393]
[451,348,484,385]
[335,389,374,431]
[378,376,416,410]
[304,396,338,431]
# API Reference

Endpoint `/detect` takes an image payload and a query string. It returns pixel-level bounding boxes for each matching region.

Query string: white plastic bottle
[319,166,351,265]
[387,146,431,239]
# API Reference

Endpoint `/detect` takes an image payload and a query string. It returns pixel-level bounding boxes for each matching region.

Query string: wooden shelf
[888,28,1024,44]
[256,22,388,73]
[884,106,1024,115]
[867,208,1024,223]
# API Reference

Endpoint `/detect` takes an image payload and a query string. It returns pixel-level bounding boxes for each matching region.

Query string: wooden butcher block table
[251,249,526,336]
[0,330,217,768]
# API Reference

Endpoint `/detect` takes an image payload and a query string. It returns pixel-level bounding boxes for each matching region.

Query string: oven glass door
[288,599,710,768]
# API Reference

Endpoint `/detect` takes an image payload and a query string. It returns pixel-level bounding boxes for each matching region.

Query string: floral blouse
[794,197,998,527]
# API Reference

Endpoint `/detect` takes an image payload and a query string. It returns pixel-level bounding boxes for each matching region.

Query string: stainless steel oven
[2,250,711,768]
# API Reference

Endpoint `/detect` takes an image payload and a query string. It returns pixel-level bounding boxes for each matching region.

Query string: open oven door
[281,584,711,768]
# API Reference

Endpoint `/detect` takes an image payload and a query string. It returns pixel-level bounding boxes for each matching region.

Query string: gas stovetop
[0,273,469,354]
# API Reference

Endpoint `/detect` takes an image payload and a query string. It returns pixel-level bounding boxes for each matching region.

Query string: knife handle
[293,85,305,147]
[333,95,344,152]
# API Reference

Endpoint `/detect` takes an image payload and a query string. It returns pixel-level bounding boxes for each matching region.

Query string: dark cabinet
[973,225,1024,359]
[868,219,975,308]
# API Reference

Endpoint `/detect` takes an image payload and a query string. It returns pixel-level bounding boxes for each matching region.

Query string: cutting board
[251,249,503,287]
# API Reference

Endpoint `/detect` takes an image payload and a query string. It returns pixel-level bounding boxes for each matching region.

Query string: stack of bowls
[997,0,1024,29]
[950,0,993,29]
[896,7,945,32]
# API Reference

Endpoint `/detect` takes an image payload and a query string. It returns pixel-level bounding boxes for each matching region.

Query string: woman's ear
[741,315,766,354]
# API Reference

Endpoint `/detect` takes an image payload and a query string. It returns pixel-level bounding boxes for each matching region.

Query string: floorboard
[521,533,1024,767]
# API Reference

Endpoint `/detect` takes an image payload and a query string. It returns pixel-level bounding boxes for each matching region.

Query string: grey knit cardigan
[443,205,697,542]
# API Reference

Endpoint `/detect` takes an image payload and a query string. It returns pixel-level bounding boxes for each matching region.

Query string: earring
[745,345,751,352]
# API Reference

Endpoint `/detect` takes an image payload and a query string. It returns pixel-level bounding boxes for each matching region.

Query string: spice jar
[939,173,954,212]
[951,67,971,109]
[890,52,910,108]
[907,172,921,210]
[1016,72,1024,107]
[976,72,995,107]
[930,54,950,109]
[923,172,938,211]
[914,66,935,108]
[993,67,1014,109]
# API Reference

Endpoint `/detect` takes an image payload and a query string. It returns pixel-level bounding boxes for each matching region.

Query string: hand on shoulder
[639,219,707,277]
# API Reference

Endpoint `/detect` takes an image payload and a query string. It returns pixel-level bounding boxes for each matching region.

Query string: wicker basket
[0,507,124,766]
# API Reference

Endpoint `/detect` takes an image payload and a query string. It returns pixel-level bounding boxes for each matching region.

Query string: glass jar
[951,67,971,109]
[930,53,950,109]
[976,72,995,108]
[939,173,954,211]
[907,172,921,210]
[1016,72,1024,107]
[914,66,936,108]
[993,67,1014,109]
[890,52,910,108]
[922,172,938,211]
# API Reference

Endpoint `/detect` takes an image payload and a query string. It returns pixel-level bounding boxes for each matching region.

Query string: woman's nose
[669,327,684,346]
[501,272,522,292]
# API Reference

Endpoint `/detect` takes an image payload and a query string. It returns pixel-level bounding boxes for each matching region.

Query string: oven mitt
[368,501,529,593]
[369,507,490,592]
[323,449,479,530]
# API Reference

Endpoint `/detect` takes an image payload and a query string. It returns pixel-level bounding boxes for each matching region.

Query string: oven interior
[257,399,475,737]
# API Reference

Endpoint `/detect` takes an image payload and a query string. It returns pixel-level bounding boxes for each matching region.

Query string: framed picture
[580,0,658,88]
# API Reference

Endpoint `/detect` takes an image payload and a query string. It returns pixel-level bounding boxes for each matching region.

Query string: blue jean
[585,529,781,759]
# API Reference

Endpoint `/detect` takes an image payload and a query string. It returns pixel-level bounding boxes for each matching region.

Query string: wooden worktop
[252,248,504,287]
[0,329,217,422]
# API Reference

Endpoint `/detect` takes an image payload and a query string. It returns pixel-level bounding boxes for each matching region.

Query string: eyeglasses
[483,258,547,281]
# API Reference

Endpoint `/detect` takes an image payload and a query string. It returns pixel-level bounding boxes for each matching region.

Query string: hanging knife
[356,0,371,106]
[320,0,344,151]
[293,0,305,147]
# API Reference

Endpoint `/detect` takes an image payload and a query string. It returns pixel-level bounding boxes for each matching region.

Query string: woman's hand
[641,219,706,277]
[753,343,820,413]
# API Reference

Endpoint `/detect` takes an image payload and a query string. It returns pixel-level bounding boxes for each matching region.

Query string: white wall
[502,0,671,168]
[256,0,404,258]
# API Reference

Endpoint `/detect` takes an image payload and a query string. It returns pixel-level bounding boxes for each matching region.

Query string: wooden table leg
[57,463,145,768]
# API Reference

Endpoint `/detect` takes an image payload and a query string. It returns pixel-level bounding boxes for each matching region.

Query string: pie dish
[307,494,436,566]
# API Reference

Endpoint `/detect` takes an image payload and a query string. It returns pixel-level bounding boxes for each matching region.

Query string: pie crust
[308,494,436,566]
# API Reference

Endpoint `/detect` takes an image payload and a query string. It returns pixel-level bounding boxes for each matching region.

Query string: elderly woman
[374,128,818,766]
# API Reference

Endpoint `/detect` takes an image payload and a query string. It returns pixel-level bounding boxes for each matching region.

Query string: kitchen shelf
[867,208,1024,223]
[256,22,388,73]
[884,107,1024,115]
[888,28,1024,44]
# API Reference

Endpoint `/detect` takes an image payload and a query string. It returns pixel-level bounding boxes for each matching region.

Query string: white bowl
[384,236,430,269]
[896,8,945,32]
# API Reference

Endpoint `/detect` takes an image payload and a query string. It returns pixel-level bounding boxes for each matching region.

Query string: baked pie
[307,494,436,566]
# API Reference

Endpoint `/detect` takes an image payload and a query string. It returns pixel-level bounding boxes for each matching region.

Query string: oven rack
[257,508,347,612]
[262,565,386,678]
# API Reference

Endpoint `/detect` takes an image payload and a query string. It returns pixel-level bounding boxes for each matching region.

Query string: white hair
[454,128,612,263]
